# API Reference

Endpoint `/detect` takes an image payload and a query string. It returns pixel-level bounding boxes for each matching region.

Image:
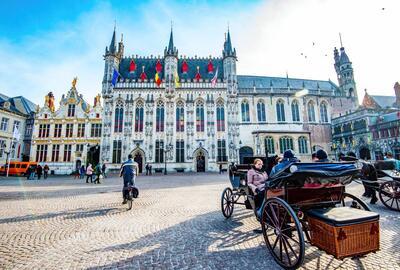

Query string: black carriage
[222,159,380,269]
[366,160,400,211]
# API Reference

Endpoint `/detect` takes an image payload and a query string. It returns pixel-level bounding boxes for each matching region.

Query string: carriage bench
[307,207,380,259]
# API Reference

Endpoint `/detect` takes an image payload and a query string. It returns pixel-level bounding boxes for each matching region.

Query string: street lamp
[164,142,173,175]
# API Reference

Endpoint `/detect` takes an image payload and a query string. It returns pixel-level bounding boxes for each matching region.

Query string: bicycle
[124,184,139,210]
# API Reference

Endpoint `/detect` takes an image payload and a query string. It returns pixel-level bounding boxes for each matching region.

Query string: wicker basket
[308,216,379,259]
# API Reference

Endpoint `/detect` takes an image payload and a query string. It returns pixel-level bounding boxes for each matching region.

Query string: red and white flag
[211,67,218,87]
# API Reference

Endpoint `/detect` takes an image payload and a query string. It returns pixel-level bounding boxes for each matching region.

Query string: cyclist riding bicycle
[120,154,139,204]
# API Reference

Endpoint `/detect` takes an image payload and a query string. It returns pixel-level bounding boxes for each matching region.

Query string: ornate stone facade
[31,80,102,174]
[101,27,358,172]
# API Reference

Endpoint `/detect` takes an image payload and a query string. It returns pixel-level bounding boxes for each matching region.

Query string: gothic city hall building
[101,27,358,173]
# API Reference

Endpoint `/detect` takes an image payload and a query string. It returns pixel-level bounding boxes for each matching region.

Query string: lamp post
[164,142,173,175]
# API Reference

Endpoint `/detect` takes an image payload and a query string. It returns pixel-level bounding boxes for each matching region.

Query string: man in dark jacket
[120,154,139,204]
[36,165,43,180]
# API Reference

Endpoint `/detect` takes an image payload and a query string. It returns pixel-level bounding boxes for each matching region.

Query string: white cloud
[0,0,399,106]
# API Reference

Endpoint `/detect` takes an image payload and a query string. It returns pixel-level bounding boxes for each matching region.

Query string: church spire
[165,24,178,57]
[109,25,117,54]
[223,28,236,58]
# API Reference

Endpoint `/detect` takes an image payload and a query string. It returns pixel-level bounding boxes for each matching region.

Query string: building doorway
[75,160,82,171]
[87,145,100,166]
[196,153,205,172]
[134,152,143,173]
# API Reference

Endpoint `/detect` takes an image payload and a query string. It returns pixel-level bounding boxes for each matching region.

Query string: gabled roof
[0,94,36,116]
[237,75,339,92]
[372,95,397,108]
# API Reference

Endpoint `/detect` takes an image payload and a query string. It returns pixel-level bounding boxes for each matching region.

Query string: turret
[164,27,178,97]
[222,29,237,96]
[333,36,357,102]
[103,26,123,94]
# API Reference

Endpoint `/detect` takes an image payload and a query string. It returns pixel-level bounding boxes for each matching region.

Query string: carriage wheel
[221,187,234,218]
[340,192,371,211]
[379,181,400,212]
[261,197,305,269]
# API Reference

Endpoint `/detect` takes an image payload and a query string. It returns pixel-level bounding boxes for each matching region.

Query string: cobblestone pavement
[0,173,399,270]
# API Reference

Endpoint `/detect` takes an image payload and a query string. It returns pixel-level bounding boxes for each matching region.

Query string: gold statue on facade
[72,77,78,89]
[94,94,101,107]
[45,92,55,112]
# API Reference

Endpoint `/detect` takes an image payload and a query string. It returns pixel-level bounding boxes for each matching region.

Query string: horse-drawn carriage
[222,157,380,269]
[361,159,400,211]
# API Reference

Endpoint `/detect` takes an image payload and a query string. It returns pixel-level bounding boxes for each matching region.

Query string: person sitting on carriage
[269,150,299,177]
[247,158,268,211]
[314,149,330,162]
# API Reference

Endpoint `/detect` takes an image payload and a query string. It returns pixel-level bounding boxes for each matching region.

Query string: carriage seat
[307,207,379,227]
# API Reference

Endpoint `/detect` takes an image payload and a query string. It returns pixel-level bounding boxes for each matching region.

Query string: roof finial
[339,32,343,48]
[114,19,116,31]
[227,21,230,32]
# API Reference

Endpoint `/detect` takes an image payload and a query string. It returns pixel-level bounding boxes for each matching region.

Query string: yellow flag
[174,70,180,88]
[155,72,161,86]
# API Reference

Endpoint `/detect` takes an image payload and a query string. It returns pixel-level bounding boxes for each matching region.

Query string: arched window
[307,101,316,122]
[135,101,144,132]
[176,101,185,132]
[279,136,293,154]
[241,101,250,122]
[298,136,308,154]
[264,136,275,155]
[114,101,124,133]
[276,100,285,122]
[291,100,300,122]
[196,100,205,132]
[216,100,225,132]
[257,100,266,122]
[156,101,165,132]
[320,102,328,123]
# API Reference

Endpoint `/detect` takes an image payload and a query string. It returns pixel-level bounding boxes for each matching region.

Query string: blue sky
[0,0,399,106]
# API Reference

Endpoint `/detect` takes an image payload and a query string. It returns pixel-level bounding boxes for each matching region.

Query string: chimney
[394,82,400,106]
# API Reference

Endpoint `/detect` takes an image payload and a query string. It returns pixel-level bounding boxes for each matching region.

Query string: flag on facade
[155,72,162,86]
[211,67,218,87]
[12,126,20,141]
[174,70,180,88]
[111,67,120,87]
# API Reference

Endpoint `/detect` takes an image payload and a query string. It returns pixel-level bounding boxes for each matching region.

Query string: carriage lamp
[289,165,298,173]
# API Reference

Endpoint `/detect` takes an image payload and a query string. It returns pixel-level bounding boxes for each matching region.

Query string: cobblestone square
[0,173,399,270]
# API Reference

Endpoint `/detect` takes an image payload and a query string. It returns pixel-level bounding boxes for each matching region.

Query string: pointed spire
[109,25,117,54]
[165,23,178,57]
[223,28,236,58]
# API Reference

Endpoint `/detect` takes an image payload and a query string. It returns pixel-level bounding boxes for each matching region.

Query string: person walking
[43,164,49,179]
[93,163,102,184]
[145,163,149,175]
[36,165,43,180]
[101,163,107,178]
[80,165,85,179]
[26,166,32,180]
[29,165,36,180]
[120,154,139,204]
[86,163,93,183]
[219,163,223,174]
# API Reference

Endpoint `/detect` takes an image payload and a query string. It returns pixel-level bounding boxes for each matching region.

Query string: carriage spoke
[281,232,301,245]
[271,234,279,251]
[281,234,292,265]
[282,235,299,260]
[269,203,280,229]
[390,198,395,208]
[265,208,279,229]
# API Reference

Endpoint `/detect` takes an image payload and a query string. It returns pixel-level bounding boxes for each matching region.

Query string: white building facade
[101,28,358,173]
